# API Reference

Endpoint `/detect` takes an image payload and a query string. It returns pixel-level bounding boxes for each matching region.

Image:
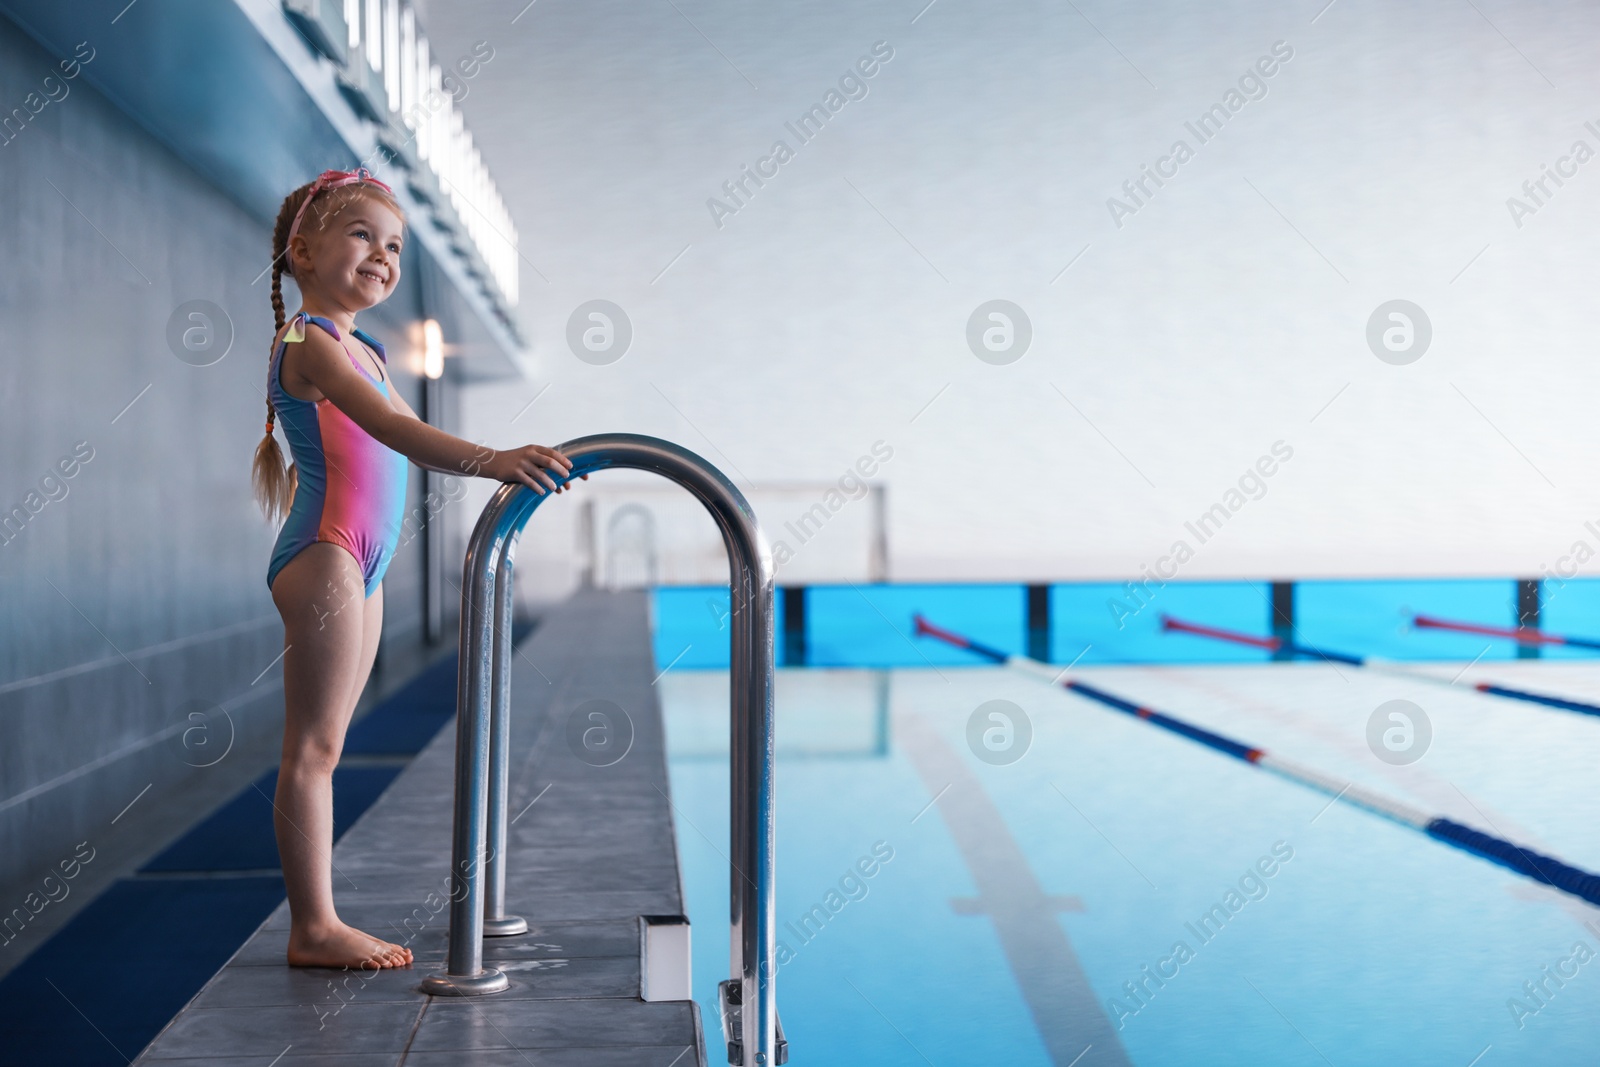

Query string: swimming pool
[656,585,1600,1064]
[652,578,1600,671]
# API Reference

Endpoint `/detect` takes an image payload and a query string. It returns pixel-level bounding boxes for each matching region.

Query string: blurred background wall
[0,6,475,919]
[413,0,1600,595]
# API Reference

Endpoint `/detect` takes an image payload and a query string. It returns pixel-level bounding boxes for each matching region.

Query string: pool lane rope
[911,613,1600,908]
[1413,613,1600,653]
[1160,614,1600,721]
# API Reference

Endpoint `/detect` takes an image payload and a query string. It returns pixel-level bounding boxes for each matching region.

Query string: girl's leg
[343,579,383,731]
[271,543,412,969]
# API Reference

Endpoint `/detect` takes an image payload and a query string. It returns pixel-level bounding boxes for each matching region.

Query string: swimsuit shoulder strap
[350,325,387,364]
[300,313,342,341]
[274,311,341,352]
[280,312,384,383]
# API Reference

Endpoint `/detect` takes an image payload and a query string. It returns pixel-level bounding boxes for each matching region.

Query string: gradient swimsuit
[266,312,409,598]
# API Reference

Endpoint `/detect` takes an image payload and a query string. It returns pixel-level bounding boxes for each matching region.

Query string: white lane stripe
[1005,655,1065,683]
[1255,753,1434,831]
[999,652,1440,830]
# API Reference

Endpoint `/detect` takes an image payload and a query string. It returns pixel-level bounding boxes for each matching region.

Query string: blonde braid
[250,193,305,523]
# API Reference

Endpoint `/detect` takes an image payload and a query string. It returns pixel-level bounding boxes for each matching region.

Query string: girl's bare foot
[287,920,413,969]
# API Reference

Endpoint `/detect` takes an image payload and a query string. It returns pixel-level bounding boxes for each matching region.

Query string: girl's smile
[292,200,404,310]
[334,211,401,302]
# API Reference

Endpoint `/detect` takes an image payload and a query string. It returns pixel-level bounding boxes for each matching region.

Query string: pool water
[653,578,1600,671]
[656,585,1600,1065]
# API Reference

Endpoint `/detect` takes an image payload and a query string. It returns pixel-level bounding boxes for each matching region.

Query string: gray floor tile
[403,1047,700,1067]
[408,998,698,1051]
[230,918,643,968]
[139,591,704,1064]
[484,954,639,1000]
[140,1002,424,1059]
[190,959,433,1008]
[138,1056,399,1066]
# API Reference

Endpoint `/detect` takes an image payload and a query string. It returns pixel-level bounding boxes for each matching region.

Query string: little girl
[251,167,579,970]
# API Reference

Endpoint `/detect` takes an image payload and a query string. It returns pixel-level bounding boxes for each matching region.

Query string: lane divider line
[1160,613,1600,720]
[911,613,1600,908]
[1414,613,1600,652]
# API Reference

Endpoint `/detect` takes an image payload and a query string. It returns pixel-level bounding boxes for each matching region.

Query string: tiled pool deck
[134,590,707,1066]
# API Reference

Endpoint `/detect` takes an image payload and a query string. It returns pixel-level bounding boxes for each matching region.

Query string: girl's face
[291,193,404,309]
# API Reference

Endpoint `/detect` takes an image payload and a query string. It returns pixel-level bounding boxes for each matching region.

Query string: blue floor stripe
[0,628,545,1067]
[139,765,402,873]
[343,654,457,755]
[0,877,284,1067]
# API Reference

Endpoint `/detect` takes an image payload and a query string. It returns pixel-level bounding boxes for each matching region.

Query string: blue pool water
[653,578,1600,670]
[655,582,1600,1064]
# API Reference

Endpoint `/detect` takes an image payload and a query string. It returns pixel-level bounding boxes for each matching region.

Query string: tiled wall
[0,14,467,910]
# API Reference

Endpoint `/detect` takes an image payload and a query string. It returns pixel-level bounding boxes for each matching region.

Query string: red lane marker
[911,613,969,648]
[1160,614,1284,651]
[1413,614,1569,647]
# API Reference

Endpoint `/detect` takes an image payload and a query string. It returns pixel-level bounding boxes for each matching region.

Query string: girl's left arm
[387,389,588,489]
[385,389,472,475]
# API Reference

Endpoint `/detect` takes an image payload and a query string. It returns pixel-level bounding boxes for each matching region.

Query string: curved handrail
[418,433,779,1066]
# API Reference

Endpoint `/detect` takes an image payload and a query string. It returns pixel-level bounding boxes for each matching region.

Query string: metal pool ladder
[418,433,786,1067]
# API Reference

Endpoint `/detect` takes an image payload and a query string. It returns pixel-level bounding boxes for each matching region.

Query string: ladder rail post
[421,436,781,1065]
[732,553,777,1064]
[419,487,521,995]
[484,528,529,936]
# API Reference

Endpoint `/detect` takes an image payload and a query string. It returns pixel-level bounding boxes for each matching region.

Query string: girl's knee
[281,736,342,778]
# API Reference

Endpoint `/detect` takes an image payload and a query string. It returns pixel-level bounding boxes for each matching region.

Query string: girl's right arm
[289,327,573,494]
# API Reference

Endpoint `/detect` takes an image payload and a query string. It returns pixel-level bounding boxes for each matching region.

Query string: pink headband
[284,167,395,275]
